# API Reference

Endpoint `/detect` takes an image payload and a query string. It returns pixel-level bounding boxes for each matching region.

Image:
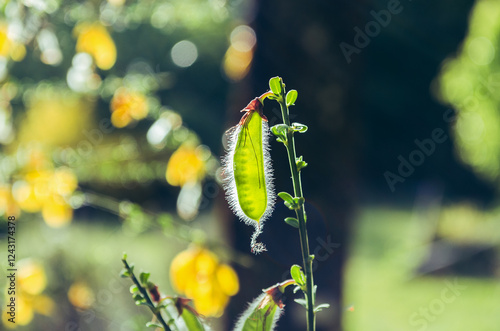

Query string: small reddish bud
[148,285,161,303]
[174,297,202,318]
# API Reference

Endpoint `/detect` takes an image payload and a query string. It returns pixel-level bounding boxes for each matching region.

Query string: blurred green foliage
[437,0,500,184]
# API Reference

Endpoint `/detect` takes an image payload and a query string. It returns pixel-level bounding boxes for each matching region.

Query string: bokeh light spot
[171,40,198,68]
[230,25,256,52]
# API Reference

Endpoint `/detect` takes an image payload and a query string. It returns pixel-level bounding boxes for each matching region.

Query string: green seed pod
[223,97,275,254]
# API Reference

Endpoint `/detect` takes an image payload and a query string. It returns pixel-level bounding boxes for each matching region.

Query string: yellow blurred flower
[18,89,93,147]
[12,167,77,227]
[0,23,10,57]
[41,195,73,228]
[18,260,47,295]
[110,87,149,128]
[12,171,52,213]
[170,246,239,317]
[30,295,55,316]
[223,45,253,82]
[2,296,33,328]
[2,259,54,328]
[166,145,206,187]
[68,281,95,310]
[24,147,52,171]
[0,185,20,217]
[75,22,116,70]
[52,167,78,196]
[0,23,26,62]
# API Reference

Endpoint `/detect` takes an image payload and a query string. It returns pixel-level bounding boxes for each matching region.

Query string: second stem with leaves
[268,76,317,331]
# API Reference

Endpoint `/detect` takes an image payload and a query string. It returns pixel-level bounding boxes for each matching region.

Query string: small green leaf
[277,192,294,204]
[139,272,150,285]
[294,298,307,309]
[284,217,299,228]
[293,197,305,205]
[270,124,288,144]
[130,285,139,294]
[132,293,144,302]
[278,193,303,210]
[290,265,306,286]
[297,160,308,171]
[291,122,308,133]
[122,252,128,260]
[296,156,308,171]
[314,303,331,313]
[269,77,282,96]
[286,90,298,106]
[146,322,164,328]
[293,285,301,294]
[270,124,288,135]
[136,300,154,308]
[120,269,130,278]
[289,197,305,210]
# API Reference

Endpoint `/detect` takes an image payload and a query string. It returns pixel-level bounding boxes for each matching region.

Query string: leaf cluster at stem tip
[278,192,305,211]
[268,77,298,108]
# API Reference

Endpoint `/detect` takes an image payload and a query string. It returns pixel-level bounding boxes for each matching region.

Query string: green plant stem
[278,97,316,331]
[121,258,172,331]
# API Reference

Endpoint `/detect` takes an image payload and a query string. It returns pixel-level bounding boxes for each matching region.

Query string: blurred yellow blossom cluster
[7,166,78,227]
[170,246,239,317]
[2,259,54,328]
[17,89,93,147]
[75,22,117,70]
[110,87,149,128]
[0,88,84,226]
